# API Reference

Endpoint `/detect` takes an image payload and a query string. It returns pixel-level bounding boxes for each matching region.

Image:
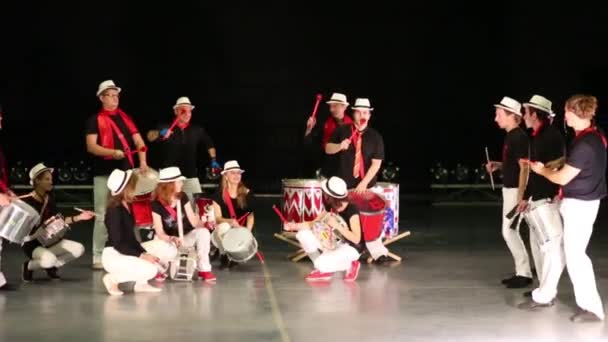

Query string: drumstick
[127,146,148,155]
[485,146,495,190]
[236,212,250,226]
[272,205,287,223]
[74,207,99,216]
[310,93,322,120]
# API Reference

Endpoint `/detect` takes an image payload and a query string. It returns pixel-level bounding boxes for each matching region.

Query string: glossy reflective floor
[1,197,607,341]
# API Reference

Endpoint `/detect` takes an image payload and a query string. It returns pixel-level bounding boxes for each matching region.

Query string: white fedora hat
[173,96,195,110]
[107,169,134,196]
[29,162,54,186]
[321,176,348,199]
[96,80,121,97]
[523,95,554,117]
[221,160,245,175]
[326,93,349,106]
[351,98,374,111]
[158,167,186,183]
[494,96,522,116]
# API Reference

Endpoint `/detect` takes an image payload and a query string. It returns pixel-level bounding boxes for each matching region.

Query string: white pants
[560,198,604,319]
[296,229,359,273]
[28,239,85,270]
[182,178,202,203]
[365,238,389,259]
[93,176,109,263]
[101,247,157,285]
[142,239,178,265]
[0,239,5,287]
[144,229,212,272]
[502,187,532,277]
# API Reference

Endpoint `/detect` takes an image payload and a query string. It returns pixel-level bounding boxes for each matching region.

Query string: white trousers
[365,238,389,259]
[296,229,359,273]
[93,176,109,263]
[28,239,85,270]
[144,229,212,272]
[0,239,5,287]
[502,188,532,277]
[101,247,157,285]
[560,198,604,319]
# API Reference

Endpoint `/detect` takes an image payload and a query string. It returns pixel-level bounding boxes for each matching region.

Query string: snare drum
[0,199,40,244]
[524,198,563,250]
[222,227,258,263]
[211,222,231,253]
[132,193,153,229]
[369,182,399,238]
[37,215,70,247]
[282,179,325,223]
[348,190,387,242]
[311,212,346,251]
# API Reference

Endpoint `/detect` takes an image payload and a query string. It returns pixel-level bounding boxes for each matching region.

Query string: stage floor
[1,197,607,341]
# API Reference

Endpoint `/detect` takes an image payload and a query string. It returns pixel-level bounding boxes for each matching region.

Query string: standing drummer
[325,98,390,263]
[85,80,149,269]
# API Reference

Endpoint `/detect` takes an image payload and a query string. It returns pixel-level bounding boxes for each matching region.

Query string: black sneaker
[210,248,220,261]
[45,267,61,281]
[0,283,18,291]
[372,255,391,264]
[505,276,533,289]
[22,261,33,282]
[523,290,532,298]
[501,275,517,284]
[220,254,230,269]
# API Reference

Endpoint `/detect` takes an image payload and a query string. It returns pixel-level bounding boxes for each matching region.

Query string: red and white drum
[369,182,399,238]
[281,179,325,223]
[348,190,387,242]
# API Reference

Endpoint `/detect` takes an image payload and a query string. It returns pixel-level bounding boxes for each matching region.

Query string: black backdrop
[1,2,608,192]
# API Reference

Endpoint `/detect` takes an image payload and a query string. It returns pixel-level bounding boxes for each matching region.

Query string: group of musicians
[488,94,606,323]
[0,81,606,322]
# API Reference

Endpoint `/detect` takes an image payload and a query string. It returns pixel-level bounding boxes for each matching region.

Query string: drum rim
[282,178,322,187]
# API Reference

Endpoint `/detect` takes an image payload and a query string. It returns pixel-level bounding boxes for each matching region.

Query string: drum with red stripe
[370,182,399,238]
[281,179,325,223]
[132,193,153,229]
[348,190,387,242]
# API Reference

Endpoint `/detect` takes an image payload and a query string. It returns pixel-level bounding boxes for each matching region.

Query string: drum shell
[37,216,69,247]
[369,182,399,238]
[524,199,563,246]
[0,200,40,244]
[281,179,325,223]
[132,193,153,229]
[222,227,258,263]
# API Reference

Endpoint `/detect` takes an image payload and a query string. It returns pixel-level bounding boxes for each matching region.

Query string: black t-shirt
[502,127,529,188]
[303,117,351,178]
[211,190,254,221]
[150,192,195,237]
[85,114,139,176]
[563,130,607,200]
[329,125,385,189]
[155,123,214,178]
[105,205,146,257]
[336,203,364,253]
[21,193,58,257]
[524,125,565,200]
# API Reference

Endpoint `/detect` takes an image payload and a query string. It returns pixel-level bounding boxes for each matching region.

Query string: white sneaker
[133,283,162,293]
[102,274,123,296]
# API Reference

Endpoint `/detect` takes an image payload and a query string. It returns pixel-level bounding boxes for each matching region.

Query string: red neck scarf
[322,114,353,148]
[160,198,178,220]
[97,108,139,166]
[575,126,608,147]
[531,122,545,137]
[351,126,366,179]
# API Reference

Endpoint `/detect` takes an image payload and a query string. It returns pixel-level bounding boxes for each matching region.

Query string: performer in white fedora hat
[303,92,354,177]
[86,79,149,269]
[101,169,161,296]
[210,160,256,268]
[514,94,565,301]
[324,98,390,263]
[147,96,220,201]
[526,95,606,322]
[149,166,216,282]
[20,163,94,282]
[486,96,533,288]
[284,176,362,282]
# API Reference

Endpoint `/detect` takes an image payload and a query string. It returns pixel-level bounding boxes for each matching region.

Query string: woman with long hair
[150,167,216,282]
[101,169,161,296]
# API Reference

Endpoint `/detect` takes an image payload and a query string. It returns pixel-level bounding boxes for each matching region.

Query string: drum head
[133,168,159,196]
[222,227,253,252]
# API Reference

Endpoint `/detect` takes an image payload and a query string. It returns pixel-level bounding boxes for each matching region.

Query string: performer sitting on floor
[101,169,161,296]
[285,176,362,282]
[211,160,255,268]
[21,163,94,282]
[150,166,216,283]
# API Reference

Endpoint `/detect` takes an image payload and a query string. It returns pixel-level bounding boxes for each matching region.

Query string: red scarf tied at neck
[97,108,139,167]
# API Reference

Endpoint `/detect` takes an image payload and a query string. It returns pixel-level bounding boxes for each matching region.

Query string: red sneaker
[198,271,217,283]
[154,272,167,282]
[343,261,361,282]
[305,270,333,282]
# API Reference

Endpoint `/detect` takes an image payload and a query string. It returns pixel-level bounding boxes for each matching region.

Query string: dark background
[1,2,608,193]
